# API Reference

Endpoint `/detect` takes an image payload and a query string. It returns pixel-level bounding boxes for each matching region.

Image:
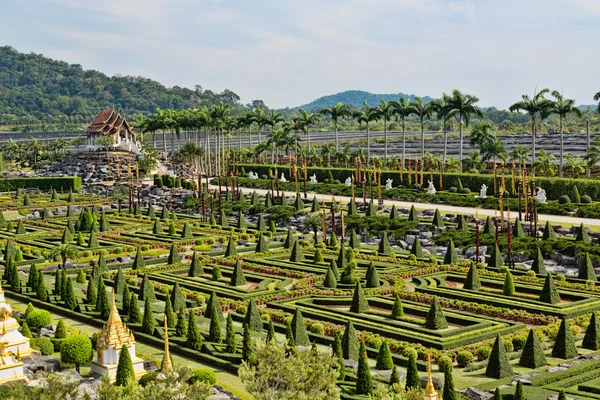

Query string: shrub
[448,187,457,193]
[26,310,52,330]
[558,195,570,204]
[581,195,592,204]
[485,335,513,378]
[188,368,217,385]
[476,346,491,361]
[460,188,471,194]
[309,323,325,335]
[32,338,54,355]
[457,351,474,368]
[437,355,452,372]
[138,372,159,387]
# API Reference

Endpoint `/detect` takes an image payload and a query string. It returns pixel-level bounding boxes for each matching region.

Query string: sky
[2,0,599,109]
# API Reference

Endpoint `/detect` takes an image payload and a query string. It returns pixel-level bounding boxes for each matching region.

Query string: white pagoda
[91,292,145,381]
[0,282,31,358]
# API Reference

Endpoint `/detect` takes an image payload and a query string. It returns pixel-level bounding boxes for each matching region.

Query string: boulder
[420,375,442,390]
[459,387,494,400]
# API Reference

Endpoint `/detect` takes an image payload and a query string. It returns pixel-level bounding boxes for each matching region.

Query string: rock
[38,328,55,338]
[404,235,416,245]
[343,359,358,369]
[547,366,568,373]
[144,360,158,372]
[56,370,83,382]
[459,387,494,400]
[420,376,442,390]
[22,355,60,375]
[419,231,433,239]
[511,378,531,385]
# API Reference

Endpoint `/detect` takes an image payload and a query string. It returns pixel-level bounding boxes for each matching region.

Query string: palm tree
[265,110,285,163]
[595,91,600,113]
[585,136,600,173]
[394,98,412,169]
[548,91,583,177]
[430,93,451,162]
[336,143,353,168]
[111,185,130,213]
[303,214,322,244]
[563,156,585,178]
[408,97,434,160]
[509,88,550,172]
[441,90,482,172]
[252,108,268,145]
[463,151,482,172]
[298,109,321,151]
[376,100,397,159]
[353,102,380,161]
[320,103,351,152]
[534,149,557,177]
[49,244,80,270]
[468,121,495,148]
[319,143,336,166]
[509,144,530,169]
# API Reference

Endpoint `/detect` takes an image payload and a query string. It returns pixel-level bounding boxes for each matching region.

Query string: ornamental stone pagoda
[0,282,31,358]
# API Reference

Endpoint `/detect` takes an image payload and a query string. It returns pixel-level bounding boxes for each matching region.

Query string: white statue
[478,184,487,199]
[248,171,258,180]
[427,180,436,195]
[344,177,352,187]
[279,173,287,183]
[535,187,547,204]
[385,178,393,191]
[310,174,318,184]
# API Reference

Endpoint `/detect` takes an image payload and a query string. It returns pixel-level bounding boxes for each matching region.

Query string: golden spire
[161,317,173,374]
[425,354,438,398]
[107,290,121,326]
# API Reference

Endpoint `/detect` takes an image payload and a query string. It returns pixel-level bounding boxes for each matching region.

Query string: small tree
[208,303,222,343]
[464,262,481,290]
[86,278,96,306]
[341,320,359,360]
[365,262,380,288]
[167,243,181,264]
[503,270,515,296]
[443,239,458,265]
[186,312,203,350]
[290,308,310,346]
[224,236,237,257]
[36,271,47,301]
[410,237,423,258]
[114,347,135,387]
[266,319,276,344]
[188,251,203,277]
[255,233,268,253]
[60,334,92,373]
[289,240,305,262]
[175,307,187,337]
[54,320,67,339]
[578,253,597,281]
[205,291,223,321]
[485,335,513,378]
[443,363,458,400]
[323,266,337,288]
[583,312,600,350]
[170,282,185,311]
[244,299,262,332]
[113,267,126,296]
[539,273,560,304]
[377,232,391,256]
[138,274,156,302]
[432,209,444,227]
[20,321,33,339]
[577,223,592,244]
[225,314,236,353]
[531,245,547,275]
[164,295,176,329]
[405,352,421,389]
[512,218,525,237]
[391,296,404,318]
[141,297,156,335]
[425,296,448,330]
[519,329,547,368]
[64,277,77,310]
[514,380,525,400]
[231,260,247,286]
[488,243,504,268]
[408,205,419,223]
[349,282,369,313]
[375,340,393,370]
[96,279,110,319]
[242,323,253,362]
[552,317,578,359]
[128,294,142,323]
[132,248,145,270]
[355,341,373,395]
[542,220,557,240]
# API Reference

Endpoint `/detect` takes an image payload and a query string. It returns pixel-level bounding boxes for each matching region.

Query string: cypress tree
[377,232,392,255]
[225,314,236,352]
[16,220,26,234]
[256,214,267,232]
[187,312,203,350]
[242,323,253,362]
[148,204,156,219]
[289,240,305,262]
[180,222,193,239]
[543,220,557,240]
[410,237,423,258]
[572,185,581,203]
[113,268,126,296]
[28,264,39,290]
[280,192,288,206]
[514,380,525,400]
[212,265,222,281]
[356,341,373,395]
[21,322,33,340]
[328,232,338,248]
[294,193,304,211]
[512,218,525,237]
[97,252,108,275]
[464,262,481,290]
[51,188,59,201]
[87,230,99,248]
[168,221,176,235]
[231,260,247,286]
[391,296,404,318]
[347,200,358,216]
[486,335,513,378]
[114,347,135,387]
[408,205,419,223]
[141,297,155,334]
[167,243,181,264]
[138,274,156,302]
[164,295,176,329]
[96,279,110,319]
[86,277,96,305]
[269,219,277,233]
[519,328,547,368]
[365,262,380,288]
[443,363,458,400]
[175,307,187,337]
[99,212,109,232]
[244,299,262,332]
[341,320,359,360]
[188,251,203,277]
[583,312,600,350]
[224,236,237,257]
[255,233,268,253]
[283,229,294,249]
[161,205,169,220]
[456,214,467,231]
[531,245,547,275]
[64,277,77,310]
[76,233,85,246]
[237,211,247,229]
[311,196,321,212]
[425,296,448,329]
[313,248,324,264]
[170,282,185,312]
[66,219,75,233]
[443,239,459,265]
[387,204,397,220]
[337,244,347,270]
[218,210,229,229]
[205,291,223,321]
[483,216,494,235]
[121,285,130,315]
[558,391,566,400]
[264,192,273,208]
[432,209,444,227]
[330,259,340,280]
[578,253,596,281]
[488,243,504,268]
[349,229,360,249]
[503,271,515,296]
[208,303,222,343]
[552,317,578,359]
[405,352,421,389]
[389,366,400,385]
[134,202,141,216]
[333,334,345,380]
[55,320,67,339]
[61,228,72,244]
[577,223,592,244]
[132,248,145,270]
[375,340,393,370]
[128,294,142,323]
[76,268,86,284]
[349,282,369,313]
[539,273,560,304]
[36,271,47,301]
[290,309,310,346]
[266,319,275,344]
[60,269,68,298]
[366,200,377,217]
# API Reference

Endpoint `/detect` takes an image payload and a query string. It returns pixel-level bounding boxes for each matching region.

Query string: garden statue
[427,180,436,195]
[385,178,393,191]
[280,173,287,182]
[535,187,547,204]
[478,184,487,199]
[345,177,352,187]
[310,174,318,184]
[248,171,258,180]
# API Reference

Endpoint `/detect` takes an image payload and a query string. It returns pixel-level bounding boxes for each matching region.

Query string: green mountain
[0,46,247,126]
[288,90,435,111]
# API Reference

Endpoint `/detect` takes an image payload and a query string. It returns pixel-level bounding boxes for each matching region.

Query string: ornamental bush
[503,271,515,296]
[115,346,135,386]
[342,320,359,360]
[405,352,420,389]
[244,299,262,332]
[578,253,596,281]
[552,317,578,359]
[365,262,380,288]
[558,195,570,204]
[485,335,513,378]
[583,312,600,350]
[377,232,391,255]
[32,338,54,355]
[26,310,51,330]
[391,296,404,318]
[355,341,373,395]
[539,273,560,304]
[519,329,547,368]
[349,282,369,313]
[464,262,481,290]
[60,334,92,373]
[457,351,474,368]
[188,368,217,385]
[425,296,448,330]
[443,239,458,265]
[290,308,310,346]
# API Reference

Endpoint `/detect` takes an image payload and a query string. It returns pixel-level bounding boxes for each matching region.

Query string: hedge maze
[4,188,600,399]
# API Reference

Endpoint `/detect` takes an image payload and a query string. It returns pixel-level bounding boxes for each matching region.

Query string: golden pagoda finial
[16,346,21,362]
[161,317,173,374]
[424,354,438,399]
[107,289,121,326]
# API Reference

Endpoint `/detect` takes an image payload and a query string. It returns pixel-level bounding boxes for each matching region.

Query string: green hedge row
[0,176,82,192]
[236,163,600,201]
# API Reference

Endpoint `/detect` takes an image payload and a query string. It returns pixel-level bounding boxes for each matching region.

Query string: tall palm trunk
[162,130,167,151]
[443,122,448,162]
[586,119,591,179]
[239,128,242,151]
[384,119,388,159]
[531,119,536,174]
[153,132,157,149]
[401,119,406,170]
[420,118,425,160]
[334,121,339,152]
[170,129,175,153]
[307,129,311,150]
[459,118,464,173]
[559,116,564,177]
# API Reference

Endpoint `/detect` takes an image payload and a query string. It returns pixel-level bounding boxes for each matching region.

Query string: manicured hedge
[0,176,82,192]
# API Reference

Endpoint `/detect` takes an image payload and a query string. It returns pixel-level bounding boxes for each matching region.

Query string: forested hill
[0,46,248,126]
[289,90,435,111]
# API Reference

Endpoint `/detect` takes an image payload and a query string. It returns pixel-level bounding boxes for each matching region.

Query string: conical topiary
[311,196,321,212]
[519,328,547,368]
[355,341,373,395]
[349,229,360,249]
[289,240,305,262]
[443,363,458,400]
[313,248,324,264]
[231,260,247,286]
[168,243,181,264]
[542,220,557,240]
[390,205,399,220]
[578,253,596,281]
[132,248,145,270]
[294,193,304,211]
[350,282,369,313]
[347,200,358,216]
[485,335,513,378]
[531,245,547,275]
[405,352,420,389]
[577,223,592,244]
[170,282,185,311]
[366,200,377,217]
[410,237,423,258]
[255,233,268,253]
[256,214,267,232]
[113,267,126,296]
[378,232,391,256]
[456,214,467,231]
[425,296,448,329]
[219,210,229,229]
[512,218,525,238]
[483,216,494,235]
[583,312,600,350]
[204,291,223,321]
[552,317,578,359]
[539,273,560,304]
[115,346,135,387]
[365,262,380,288]
[391,296,404,318]
[188,251,203,277]
[408,205,419,223]
[464,262,481,290]
[432,209,444,228]
[181,222,193,239]
[244,299,262,332]
[503,271,515,296]
[443,239,458,265]
[572,185,581,203]
[224,236,237,257]
[488,243,504,268]
[290,308,310,346]
[341,320,359,360]
[138,274,155,302]
[237,211,247,229]
[330,259,340,280]
[375,340,393,370]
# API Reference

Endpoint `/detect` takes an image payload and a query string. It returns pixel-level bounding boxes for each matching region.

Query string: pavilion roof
[86,109,133,136]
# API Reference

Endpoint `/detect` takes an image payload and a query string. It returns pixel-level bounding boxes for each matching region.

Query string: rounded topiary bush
[457,351,474,368]
[503,339,514,353]
[334,180,341,184]
[32,338,54,355]
[581,195,592,204]
[460,188,471,194]
[236,305,247,316]
[138,372,159,387]
[512,335,527,351]
[476,346,491,361]
[309,323,325,335]
[448,187,458,193]
[26,310,52,330]
[402,347,418,359]
[188,368,217,385]
[437,355,453,372]
[558,195,570,204]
